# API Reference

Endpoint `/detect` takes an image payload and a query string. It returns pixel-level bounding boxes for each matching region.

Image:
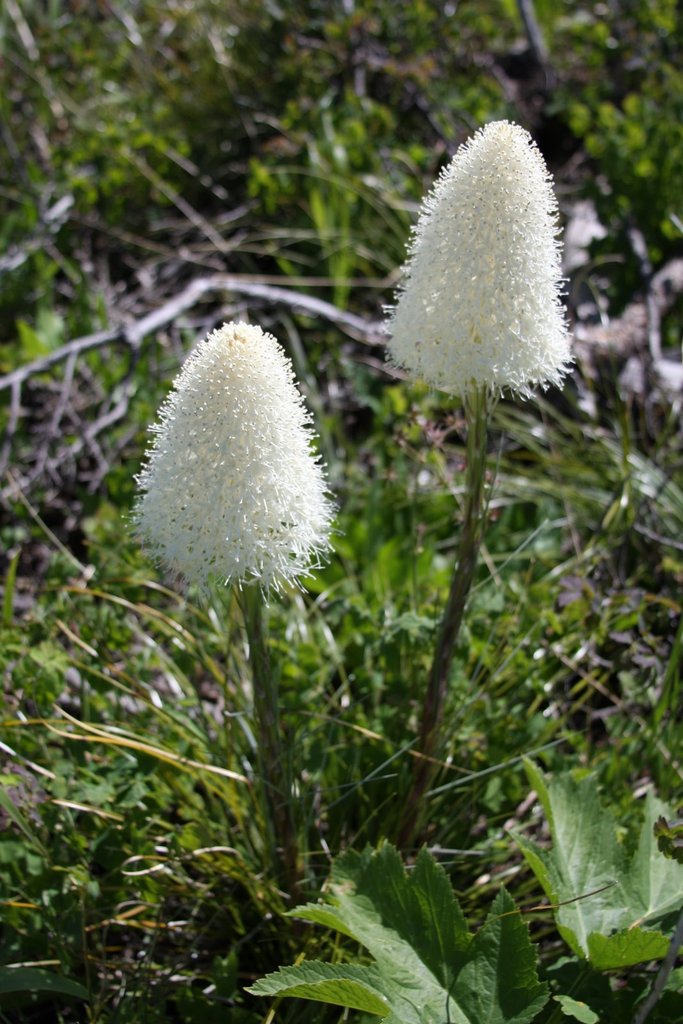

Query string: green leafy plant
[0,966,87,1000]
[2,2,683,1020]
[654,816,683,865]
[249,842,548,1023]
[513,762,683,970]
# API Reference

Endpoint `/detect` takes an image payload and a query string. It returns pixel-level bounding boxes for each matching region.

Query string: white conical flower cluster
[134,322,334,592]
[387,120,572,398]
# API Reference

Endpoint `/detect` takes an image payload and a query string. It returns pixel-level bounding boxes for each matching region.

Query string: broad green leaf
[245,962,392,1016]
[297,842,471,980]
[586,928,669,970]
[513,764,683,969]
[248,843,548,1024]
[451,889,549,1024]
[552,994,599,1023]
[16,319,49,359]
[0,966,88,999]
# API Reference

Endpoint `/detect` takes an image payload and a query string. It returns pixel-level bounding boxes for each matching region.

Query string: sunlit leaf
[513,763,683,968]
[249,843,548,1023]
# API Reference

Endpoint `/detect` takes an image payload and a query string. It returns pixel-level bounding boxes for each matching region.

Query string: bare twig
[126,151,234,255]
[0,275,383,395]
[517,0,549,69]
[0,327,122,391]
[627,224,661,361]
[5,0,39,62]
[0,380,22,479]
[0,275,384,500]
[632,907,683,1024]
[125,275,384,346]
[2,359,139,502]
[573,257,683,374]
[32,351,78,482]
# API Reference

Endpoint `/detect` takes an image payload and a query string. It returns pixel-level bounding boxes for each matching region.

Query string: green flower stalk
[387,122,572,844]
[134,321,334,889]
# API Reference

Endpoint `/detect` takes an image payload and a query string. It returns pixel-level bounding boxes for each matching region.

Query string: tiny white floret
[387,120,572,397]
[133,321,334,592]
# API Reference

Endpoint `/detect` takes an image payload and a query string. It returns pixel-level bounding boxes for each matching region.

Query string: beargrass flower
[134,321,334,593]
[387,120,572,397]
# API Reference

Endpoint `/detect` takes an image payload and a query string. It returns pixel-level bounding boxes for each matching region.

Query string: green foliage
[553,0,683,301]
[568,66,683,251]
[0,0,512,339]
[2,1,683,1020]
[654,815,683,864]
[249,843,548,1023]
[544,957,683,1024]
[552,994,599,1024]
[0,966,87,1000]
[513,762,683,969]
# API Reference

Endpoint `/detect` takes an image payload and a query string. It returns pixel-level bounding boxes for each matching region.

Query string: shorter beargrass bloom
[387,120,572,398]
[134,321,334,593]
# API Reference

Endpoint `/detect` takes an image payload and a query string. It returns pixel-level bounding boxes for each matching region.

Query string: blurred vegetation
[1,1,682,1021]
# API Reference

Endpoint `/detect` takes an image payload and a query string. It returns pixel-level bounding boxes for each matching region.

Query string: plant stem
[238,585,301,896]
[632,907,683,1024]
[398,386,491,849]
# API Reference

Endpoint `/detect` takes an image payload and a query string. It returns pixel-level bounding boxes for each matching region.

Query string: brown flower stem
[238,585,301,896]
[398,385,492,850]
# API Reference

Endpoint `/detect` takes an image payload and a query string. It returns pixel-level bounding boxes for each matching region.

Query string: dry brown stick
[517,0,550,69]
[123,275,384,345]
[573,257,683,357]
[0,379,22,478]
[0,275,384,394]
[627,224,661,361]
[0,327,122,391]
[0,277,383,498]
[2,379,137,501]
[31,351,78,483]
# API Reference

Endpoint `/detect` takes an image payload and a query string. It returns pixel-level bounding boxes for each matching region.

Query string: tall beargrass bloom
[388,120,571,398]
[134,321,334,892]
[134,321,334,593]
[388,123,572,846]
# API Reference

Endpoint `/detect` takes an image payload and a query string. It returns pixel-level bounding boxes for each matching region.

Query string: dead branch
[0,327,122,393]
[573,257,683,394]
[517,0,552,79]
[3,253,680,503]
[0,275,384,501]
[0,380,21,480]
[1,275,384,394]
